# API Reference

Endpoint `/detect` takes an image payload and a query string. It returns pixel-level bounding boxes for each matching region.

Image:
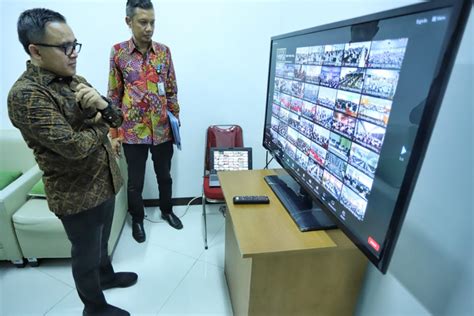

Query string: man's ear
[28,44,42,60]
[125,16,131,27]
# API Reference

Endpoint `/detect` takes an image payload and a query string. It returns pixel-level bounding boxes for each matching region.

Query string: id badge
[158,82,165,96]
[156,64,163,73]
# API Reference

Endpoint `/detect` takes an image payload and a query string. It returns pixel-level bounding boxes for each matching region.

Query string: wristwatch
[99,96,123,128]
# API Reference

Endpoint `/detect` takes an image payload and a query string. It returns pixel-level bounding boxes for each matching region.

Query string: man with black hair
[108,0,183,243]
[8,8,137,316]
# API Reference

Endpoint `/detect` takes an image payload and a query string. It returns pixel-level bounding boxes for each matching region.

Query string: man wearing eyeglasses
[8,8,136,316]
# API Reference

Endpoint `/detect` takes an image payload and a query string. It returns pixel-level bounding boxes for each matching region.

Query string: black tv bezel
[262,0,471,273]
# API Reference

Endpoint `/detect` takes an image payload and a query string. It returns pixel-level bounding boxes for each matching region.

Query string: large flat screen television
[262,0,471,273]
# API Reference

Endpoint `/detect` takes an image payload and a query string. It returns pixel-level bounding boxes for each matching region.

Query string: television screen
[262,0,471,273]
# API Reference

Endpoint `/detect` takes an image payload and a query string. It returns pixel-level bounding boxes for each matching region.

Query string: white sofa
[0,129,42,266]
[0,129,128,266]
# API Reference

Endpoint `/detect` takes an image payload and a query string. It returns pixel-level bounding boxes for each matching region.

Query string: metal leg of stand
[202,194,208,249]
[219,205,227,217]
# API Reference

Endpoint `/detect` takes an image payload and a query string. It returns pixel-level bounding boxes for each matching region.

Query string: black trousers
[60,197,116,312]
[123,141,174,222]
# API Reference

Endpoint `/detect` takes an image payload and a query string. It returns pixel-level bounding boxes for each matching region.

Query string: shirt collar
[127,38,156,55]
[25,61,73,85]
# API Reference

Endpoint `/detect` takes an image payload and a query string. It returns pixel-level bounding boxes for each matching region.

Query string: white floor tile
[0,263,74,316]
[45,290,86,316]
[198,223,226,269]
[146,205,225,260]
[158,260,233,316]
[48,246,197,315]
[109,246,196,315]
[37,258,75,287]
[0,203,232,316]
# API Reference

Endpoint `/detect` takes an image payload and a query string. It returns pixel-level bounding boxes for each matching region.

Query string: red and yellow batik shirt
[108,39,180,145]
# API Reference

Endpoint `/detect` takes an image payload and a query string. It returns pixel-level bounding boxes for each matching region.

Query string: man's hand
[91,112,102,124]
[110,138,122,157]
[75,83,108,111]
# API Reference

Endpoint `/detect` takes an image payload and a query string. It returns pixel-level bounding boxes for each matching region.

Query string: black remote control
[233,195,270,204]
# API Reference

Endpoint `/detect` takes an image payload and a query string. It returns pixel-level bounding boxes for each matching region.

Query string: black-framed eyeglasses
[33,41,82,57]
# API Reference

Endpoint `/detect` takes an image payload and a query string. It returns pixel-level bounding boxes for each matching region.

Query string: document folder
[167,110,181,150]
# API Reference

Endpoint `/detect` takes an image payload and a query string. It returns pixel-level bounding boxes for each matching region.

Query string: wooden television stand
[219,169,367,316]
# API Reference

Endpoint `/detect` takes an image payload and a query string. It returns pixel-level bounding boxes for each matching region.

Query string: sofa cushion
[0,170,23,190]
[12,198,71,259]
[29,179,46,198]
[12,199,64,233]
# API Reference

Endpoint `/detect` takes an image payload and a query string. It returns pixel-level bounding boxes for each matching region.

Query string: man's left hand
[75,83,107,111]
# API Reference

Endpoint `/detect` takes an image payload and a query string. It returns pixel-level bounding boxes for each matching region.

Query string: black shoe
[101,272,138,290]
[83,304,130,316]
[132,221,146,243]
[161,212,183,230]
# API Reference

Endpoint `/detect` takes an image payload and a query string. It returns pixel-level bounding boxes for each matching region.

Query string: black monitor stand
[264,174,336,231]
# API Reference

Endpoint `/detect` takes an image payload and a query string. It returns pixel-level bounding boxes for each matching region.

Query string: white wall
[0,0,422,199]
[1,1,473,315]
[356,9,474,316]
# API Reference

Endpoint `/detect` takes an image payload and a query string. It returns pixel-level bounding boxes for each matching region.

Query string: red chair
[202,125,243,249]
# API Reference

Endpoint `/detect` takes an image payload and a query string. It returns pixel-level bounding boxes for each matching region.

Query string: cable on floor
[145,196,201,223]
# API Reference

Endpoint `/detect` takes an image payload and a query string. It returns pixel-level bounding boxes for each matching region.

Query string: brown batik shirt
[8,61,123,216]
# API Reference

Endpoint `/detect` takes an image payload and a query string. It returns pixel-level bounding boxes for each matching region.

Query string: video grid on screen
[213,151,249,171]
[269,37,408,221]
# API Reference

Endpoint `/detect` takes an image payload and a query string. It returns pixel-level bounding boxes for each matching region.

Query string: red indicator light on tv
[368,237,380,252]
